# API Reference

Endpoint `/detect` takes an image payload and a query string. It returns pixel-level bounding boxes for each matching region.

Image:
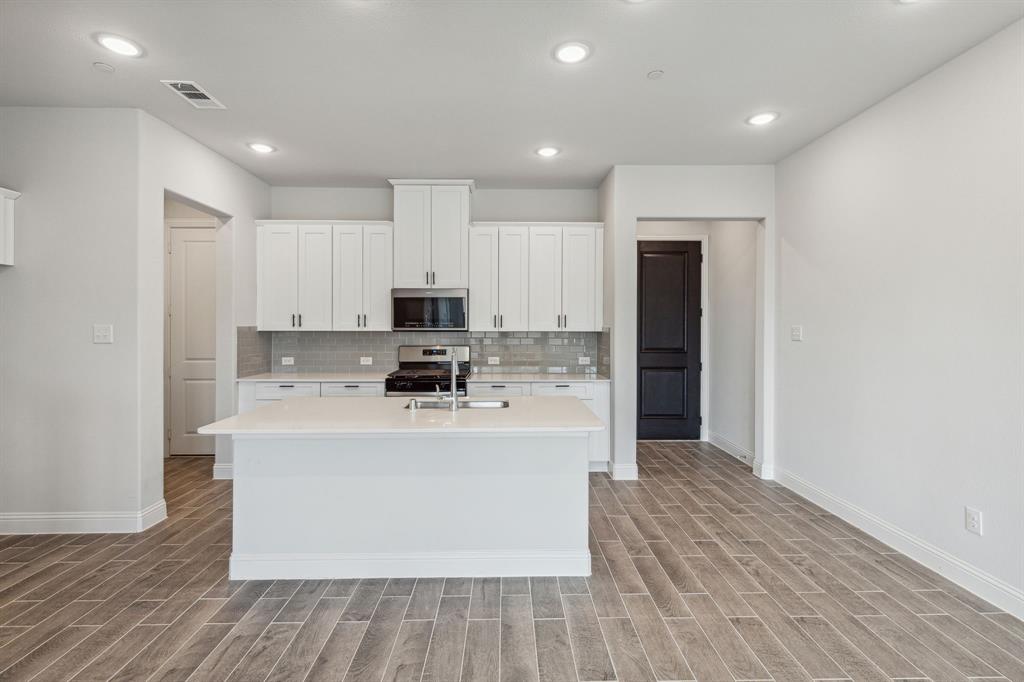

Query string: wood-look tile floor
[1,443,1022,681]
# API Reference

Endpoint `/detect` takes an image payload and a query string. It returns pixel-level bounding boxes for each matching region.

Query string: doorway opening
[636,220,760,467]
[164,194,220,457]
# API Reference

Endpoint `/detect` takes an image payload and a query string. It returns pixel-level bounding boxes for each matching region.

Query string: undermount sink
[406,399,509,410]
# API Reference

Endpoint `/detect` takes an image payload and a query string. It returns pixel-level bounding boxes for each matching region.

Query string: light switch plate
[93,324,114,344]
[360,356,373,366]
[790,325,804,342]
[281,357,295,366]
[487,357,500,365]
[578,356,591,365]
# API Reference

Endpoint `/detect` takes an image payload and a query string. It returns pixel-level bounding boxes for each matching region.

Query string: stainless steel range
[385,345,472,397]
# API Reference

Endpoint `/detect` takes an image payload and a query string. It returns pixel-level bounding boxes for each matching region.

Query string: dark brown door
[637,240,702,439]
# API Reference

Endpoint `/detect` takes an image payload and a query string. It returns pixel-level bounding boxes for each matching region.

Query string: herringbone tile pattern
[1,443,1022,680]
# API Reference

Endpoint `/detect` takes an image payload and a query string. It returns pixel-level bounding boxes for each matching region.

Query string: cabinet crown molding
[0,187,21,200]
[388,179,475,192]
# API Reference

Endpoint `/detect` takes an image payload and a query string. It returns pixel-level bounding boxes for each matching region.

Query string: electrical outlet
[280,356,295,366]
[790,325,804,342]
[360,356,373,366]
[92,324,114,344]
[965,507,983,536]
[487,357,500,365]
[578,356,591,365]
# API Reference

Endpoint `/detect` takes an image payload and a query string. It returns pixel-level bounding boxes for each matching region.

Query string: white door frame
[164,216,219,457]
[636,234,710,442]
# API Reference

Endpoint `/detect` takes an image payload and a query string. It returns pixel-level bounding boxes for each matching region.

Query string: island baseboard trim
[229,550,592,580]
[212,463,233,480]
[611,462,639,480]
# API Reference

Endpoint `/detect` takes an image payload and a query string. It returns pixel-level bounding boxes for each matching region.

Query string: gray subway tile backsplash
[239,328,610,376]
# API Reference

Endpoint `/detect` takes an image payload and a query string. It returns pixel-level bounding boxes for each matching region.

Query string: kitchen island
[199,395,602,580]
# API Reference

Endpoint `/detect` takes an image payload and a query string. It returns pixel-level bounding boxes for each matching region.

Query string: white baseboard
[230,550,591,580]
[611,462,639,480]
[0,498,167,534]
[588,460,610,473]
[776,467,1024,620]
[212,463,233,480]
[709,432,754,464]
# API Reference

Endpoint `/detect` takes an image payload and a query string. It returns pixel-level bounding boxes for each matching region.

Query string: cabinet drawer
[531,382,593,399]
[468,383,530,397]
[253,382,321,400]
[321,383,384,397]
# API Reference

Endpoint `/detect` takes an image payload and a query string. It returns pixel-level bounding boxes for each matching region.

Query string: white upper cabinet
[361,224,393,330]
[498,226,530,331]
[393,185,431,288]
[468,226,499,331]
[331,225,363,331]
[390,181,471,288]
[429,185,470,288]
[526,224,603,332]
[528,226,563,332]
[297,225,333,330]
[258,221,393,332]
[257,224,300,331]
[561,226,597,331]
[331,223,393,331]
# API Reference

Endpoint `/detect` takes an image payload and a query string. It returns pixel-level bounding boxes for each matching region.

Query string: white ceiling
[2,0,1021,188]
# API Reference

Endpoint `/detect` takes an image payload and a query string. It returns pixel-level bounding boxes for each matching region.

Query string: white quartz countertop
[200,396,604,435]
[237,372,389,383]
[468,373,609,383]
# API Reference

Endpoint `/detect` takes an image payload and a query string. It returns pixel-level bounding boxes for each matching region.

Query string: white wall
[637,221,758,459]
[0,108,147,530]
[775,20,1024,615]
[601,166,775,480]
[139,112,270,487]
[270,186,598,222]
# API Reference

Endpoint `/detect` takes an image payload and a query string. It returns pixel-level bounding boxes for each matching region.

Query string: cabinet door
[393,185,431,288]
[332,225,363,331]
[257,224,298,331]
[528,226,563,331]
[468,226,499,331]
[362,224,393,331]
[430,185,469,288]
[297,224,334,330]
[498,226,530,331]
[561,226,597,331]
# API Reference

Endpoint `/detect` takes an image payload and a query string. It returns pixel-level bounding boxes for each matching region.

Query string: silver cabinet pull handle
[356,314,360,327]
[363,314,367,327]
[426,271,429,285]
[562,314,566,328]
[492,385,506,388]
[499,314,503,328]
[556,384,570,388]
[291,313,296,327]
[344,385,359,388]
[432,271,436,285]
[298,314,302,327]
[279,384,294,388]
[493,314,497,328]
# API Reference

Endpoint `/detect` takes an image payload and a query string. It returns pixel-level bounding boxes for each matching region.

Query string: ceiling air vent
[160,80,226,109]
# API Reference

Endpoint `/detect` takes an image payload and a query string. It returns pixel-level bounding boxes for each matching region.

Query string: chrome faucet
[449,352,460,412]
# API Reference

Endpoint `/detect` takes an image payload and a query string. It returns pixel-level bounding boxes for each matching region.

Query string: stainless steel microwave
[391,289,468,331]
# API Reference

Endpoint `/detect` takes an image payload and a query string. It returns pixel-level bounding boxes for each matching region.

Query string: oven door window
[393,296,466,329]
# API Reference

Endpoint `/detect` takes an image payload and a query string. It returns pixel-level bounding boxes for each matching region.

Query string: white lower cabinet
[321,383,385,397]
[467,380,610,466]
[240,382,322,413]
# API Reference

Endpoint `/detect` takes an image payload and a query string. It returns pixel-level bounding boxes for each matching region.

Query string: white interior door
[257,224,298,330]
[561,226,597,331]
[498,226,530,331]
[297,224,333,330]
[468,226,499,331]
[332,225,363,331]
[362,224,394,330]
[528,226,563,331]
[393,186,431,288]
[430,185,469,288]
[169,228,216,455]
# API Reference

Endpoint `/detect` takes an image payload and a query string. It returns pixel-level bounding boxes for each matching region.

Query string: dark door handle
[499,314,503,328]
[291,313,296,327]
[298,314,302,327]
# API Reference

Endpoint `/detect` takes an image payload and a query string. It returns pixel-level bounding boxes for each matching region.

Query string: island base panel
[229,434,591,579]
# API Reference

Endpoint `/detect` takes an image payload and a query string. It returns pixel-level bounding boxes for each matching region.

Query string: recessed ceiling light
[92,61,115,74]
[95,33,143,57]
[746,112,780,126]
[646,69,664,80]
[248,142,276,154]
[554,42,590,64]
[536,147,560,158]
